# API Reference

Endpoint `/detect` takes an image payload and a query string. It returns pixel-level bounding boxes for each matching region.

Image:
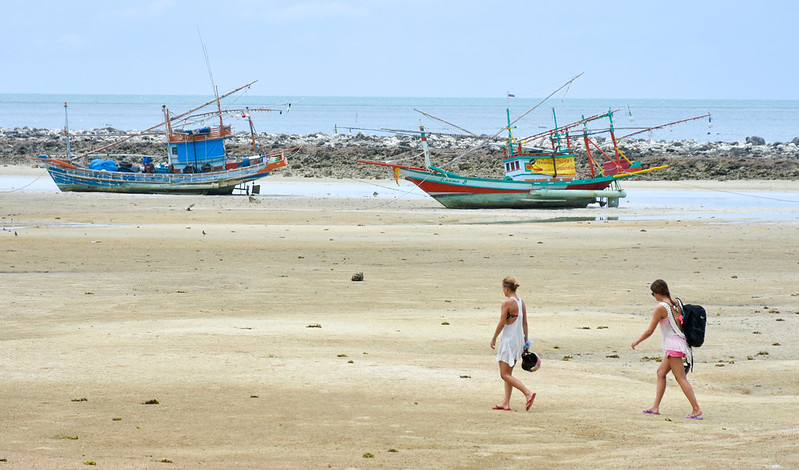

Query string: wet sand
[1,167,798,468]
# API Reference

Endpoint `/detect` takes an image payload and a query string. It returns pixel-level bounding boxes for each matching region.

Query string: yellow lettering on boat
[527,157,576,176]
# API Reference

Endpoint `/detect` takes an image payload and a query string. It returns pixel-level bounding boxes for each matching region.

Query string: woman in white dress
[631,279,703,419]
[490,276,536,411]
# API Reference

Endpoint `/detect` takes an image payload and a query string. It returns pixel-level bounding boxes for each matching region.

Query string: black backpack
[677,298,707,348]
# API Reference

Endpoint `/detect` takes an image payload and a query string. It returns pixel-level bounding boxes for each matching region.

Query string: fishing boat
[38,81,292,195]
[361,108,708,209]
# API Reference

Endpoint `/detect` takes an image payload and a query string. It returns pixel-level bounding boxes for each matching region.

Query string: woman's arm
[522,300,529,343]
[490,300,510,349]
[631,305,663,349]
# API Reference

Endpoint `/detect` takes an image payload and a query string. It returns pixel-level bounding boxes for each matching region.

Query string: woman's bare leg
[645,357,671,414]
[498,361,532,409]
[668,356,702,417]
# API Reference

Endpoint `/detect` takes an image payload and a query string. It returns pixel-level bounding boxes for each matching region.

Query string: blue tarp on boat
[89,159,119,171]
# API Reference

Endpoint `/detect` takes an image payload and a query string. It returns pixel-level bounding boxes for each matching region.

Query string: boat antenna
[198,27,223,128]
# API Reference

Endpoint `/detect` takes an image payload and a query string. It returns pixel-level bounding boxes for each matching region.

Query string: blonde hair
[503,276,520,292]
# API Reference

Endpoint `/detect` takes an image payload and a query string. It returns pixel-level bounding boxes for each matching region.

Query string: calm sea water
[2,94,798,143]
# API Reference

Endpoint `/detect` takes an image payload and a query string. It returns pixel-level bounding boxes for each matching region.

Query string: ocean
[1,94,798,143]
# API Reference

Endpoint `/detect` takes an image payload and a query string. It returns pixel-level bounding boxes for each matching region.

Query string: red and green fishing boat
[362,108,707,209]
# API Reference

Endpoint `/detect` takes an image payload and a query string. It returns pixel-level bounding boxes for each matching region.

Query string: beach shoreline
[1,182,798,468]
[4,162,799,189]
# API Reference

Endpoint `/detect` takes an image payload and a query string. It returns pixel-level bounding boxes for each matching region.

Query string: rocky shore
[3,127,799,180]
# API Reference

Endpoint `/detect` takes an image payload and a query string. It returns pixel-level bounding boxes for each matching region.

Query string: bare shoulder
[653,302,667,318]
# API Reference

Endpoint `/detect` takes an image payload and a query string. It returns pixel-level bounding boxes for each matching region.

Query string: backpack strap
[663,300,694,372]
[675,298,694,372]
[661,301,686,339]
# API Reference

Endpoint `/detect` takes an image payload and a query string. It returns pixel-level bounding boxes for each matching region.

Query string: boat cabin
[166,125,233,173]
[502,146,577,182]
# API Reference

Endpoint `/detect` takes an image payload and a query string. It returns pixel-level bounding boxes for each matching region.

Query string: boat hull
[401,167,633,209]
[40,155,286,195]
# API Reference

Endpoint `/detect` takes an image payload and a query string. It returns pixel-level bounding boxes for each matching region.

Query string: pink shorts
[666,350,686,358]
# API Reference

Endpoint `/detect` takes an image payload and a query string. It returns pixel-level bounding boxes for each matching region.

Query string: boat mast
[216,87,223,129]
[608,109,623,162]
[420,125,432,169]
[247,108,258,153]
[163,106,172,135]
[163,105,172,165]
[582,114,597,178]
[506,108,515,156]
[63,101,71,159]
[551,107,562,151]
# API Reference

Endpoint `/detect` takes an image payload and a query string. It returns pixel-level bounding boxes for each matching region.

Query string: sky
[2,0,797,99]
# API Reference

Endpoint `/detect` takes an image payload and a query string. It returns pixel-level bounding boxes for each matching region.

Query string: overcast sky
[2,0,796,99]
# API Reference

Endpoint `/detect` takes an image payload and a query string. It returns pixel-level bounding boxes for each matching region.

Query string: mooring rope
[0,169,50,193]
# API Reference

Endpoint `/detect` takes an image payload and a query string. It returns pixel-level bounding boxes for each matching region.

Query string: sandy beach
[2,166,798,469]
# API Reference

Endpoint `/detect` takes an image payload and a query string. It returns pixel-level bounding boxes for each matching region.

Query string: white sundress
[496,297,525,367]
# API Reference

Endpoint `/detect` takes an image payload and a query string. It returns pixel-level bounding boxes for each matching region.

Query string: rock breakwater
[2,127,799,180]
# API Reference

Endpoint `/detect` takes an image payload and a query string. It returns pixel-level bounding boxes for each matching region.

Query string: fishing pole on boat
[438,139,502,168]
[175,106,288,125]
[616,113,712,140]
[414,73,585,144]
[504,72,583,134]
[395,73,591,170]
[518,110,618,144]
[334,125,473,138]
[413,109,478,137]
[198,27,224,130]
[428,73,586,168]
[72,81,259,161]
[408,111,501,168]
[335,125,412,135]
[442,111,616,170]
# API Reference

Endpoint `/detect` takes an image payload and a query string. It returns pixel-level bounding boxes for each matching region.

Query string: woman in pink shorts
[631,279,703,420]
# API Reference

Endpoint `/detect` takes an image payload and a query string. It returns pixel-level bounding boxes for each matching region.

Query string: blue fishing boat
[38,81,292,195]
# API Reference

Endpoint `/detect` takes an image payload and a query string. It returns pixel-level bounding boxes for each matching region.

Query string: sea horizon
[2,93,798,144]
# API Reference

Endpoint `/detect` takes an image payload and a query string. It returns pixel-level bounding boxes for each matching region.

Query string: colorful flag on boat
[507,92,515,99]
